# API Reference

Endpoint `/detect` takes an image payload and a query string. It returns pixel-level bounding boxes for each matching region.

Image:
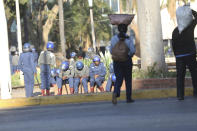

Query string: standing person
[70,52,77,67]
[110,22,136,104]
[89,56,106,93]
[77,47,86,59]
[69,52,76,91]
[38,41,56,96]
[172,7,197,100]
[59,61,75,94]
[74,61,89,94]
[18,43,37,97]
[9,46,19,75]
[105,62,115,92]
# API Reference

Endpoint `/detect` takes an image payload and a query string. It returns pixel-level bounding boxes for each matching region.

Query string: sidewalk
[0,87,194,109]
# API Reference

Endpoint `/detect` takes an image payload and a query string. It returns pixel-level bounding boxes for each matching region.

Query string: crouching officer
[106,62,115,92]
[50,68,57,87]
[89,56,106,93]
[59,61,75,94]
[74,61,89,94]
[38,41,56,96]
[18,43,37,97]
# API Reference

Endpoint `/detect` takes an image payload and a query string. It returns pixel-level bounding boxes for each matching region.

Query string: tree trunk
[23,9,29,42]
[0,0,12,99]
[137,0,166,70]
[42,4,59,50]
[58,0,66,56]
[37,2,43,51]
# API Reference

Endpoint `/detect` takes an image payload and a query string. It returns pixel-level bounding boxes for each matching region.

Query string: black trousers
[176,54,197,98]
[113,59,133,100]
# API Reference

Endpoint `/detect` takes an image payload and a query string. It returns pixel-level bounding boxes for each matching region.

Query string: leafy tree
[60,0,111,51]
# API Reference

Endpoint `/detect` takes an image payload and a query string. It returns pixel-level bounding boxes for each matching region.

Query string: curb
[0,88,193,109]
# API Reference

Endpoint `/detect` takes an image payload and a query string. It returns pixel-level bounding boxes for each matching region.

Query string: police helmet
[61,61,69,71]
[112,74,116,82]
[70,52,76,58]
[51,69,56,77]
[93,56,100,62]
[46,41,54,51]
[23,43,31,52]
[56,69,61,75]
[76,61,84,70]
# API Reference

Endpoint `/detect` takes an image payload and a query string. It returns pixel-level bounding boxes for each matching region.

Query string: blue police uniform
[57,61,75,94]
[105,63,114,92]
[18,52,36,97]
[89,62,106,92]
[74,62,89,94]
[38,42,56,96]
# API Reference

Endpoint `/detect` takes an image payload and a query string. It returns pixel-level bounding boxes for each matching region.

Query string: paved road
[0,97,197,131]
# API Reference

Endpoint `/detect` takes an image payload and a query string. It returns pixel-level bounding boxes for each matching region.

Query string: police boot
[98,87,104,92]
[70,88,74,94]
[90,87,94,93]
[46,89,50,96]
[58,88,62,95]
[41,89,45,96]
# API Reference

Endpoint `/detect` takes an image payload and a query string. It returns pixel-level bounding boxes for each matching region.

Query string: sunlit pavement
[0,97,197,131]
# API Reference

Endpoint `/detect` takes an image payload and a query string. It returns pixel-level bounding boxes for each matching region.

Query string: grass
[11,68,41,87]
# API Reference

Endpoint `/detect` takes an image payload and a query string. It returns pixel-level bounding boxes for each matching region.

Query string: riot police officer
[18,43,37,97]
[89,56,106,93]
[38,41,56,96]
[59,61,75,94]
[74,61,89,94]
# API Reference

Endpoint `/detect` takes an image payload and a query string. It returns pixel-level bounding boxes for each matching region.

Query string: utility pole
[88,0,96,52]
[16,0,23,54]
[16,0,24,81]
[58,0,66,56]
[0,0,12,99]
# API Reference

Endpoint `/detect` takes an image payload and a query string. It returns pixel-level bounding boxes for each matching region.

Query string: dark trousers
[176,54,197,98]
[113,59,133,100]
